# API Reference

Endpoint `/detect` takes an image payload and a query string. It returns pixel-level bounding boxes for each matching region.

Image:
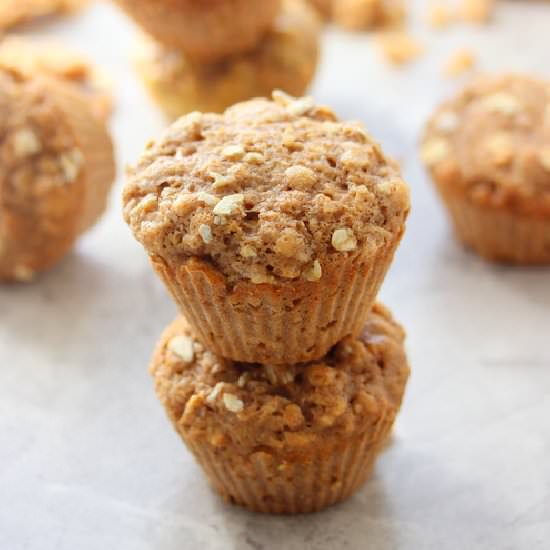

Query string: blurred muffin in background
[0,0,86,30]
[421,74,550,264]
[150,304,410,514]
[0,61,115,282]
[113,0,281,63]
[308,0,406,30]
[0,37,112,121]
[134,0,320,118]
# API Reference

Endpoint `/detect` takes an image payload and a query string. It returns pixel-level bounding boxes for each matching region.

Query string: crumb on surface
[376,31,424,66]
[444,49,476,78]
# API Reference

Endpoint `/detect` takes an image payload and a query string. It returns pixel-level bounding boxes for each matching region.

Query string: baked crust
[123,91,409,285]
[422,74,550,217]
[0,67,115,282]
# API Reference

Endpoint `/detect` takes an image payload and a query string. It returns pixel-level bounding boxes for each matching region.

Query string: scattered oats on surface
[427,2,453,28]
[212,193,244,216]
[434,110,460,133]
[332,228,357,252]
[287,96,315,117]
[210,172,235,190]
[223,393,244,413]
[377,32,424,66]
[243,152,264,164]
[240,244,257,258]
[284,165,316,190]
[340,147,371,169]
[485,133,514,166]
[237,372,250,388]
[59,149,83,183]
[168,335,195,363]
[199,224,213,244]
[221,144,245,160]
[250,273,275,284]
[195,192,218,206]
[480,92,522,115]
[13,128,41,156]
[305,259,322,282]
[421,138,450,165]
[444,49,475,78]
[206,382,225,404]
[459,0,494,23]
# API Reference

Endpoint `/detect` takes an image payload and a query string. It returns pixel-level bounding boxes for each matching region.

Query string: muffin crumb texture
[123,92,409,285]
[150,303,409,458]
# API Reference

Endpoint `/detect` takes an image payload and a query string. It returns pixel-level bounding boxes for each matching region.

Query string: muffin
[0,0,85,30]
[331,0,406,31]
[421,74,550,264]
[0,66,115,282]
[0,37,112,121]
[307,0,332,19]
[123,91,410,364]
[150,303,410,514]
[134,0,320,118]
[307,0,405,30]
[114,0,281,62]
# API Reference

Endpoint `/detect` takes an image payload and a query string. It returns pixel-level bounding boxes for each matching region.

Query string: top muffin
[123,92,409,286]
[114,0,282,62]
[422,74,550,216]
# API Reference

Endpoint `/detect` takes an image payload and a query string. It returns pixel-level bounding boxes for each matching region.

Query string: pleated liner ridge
[185,411,395,514]
[440,189,550,264]
[150,229,404,365]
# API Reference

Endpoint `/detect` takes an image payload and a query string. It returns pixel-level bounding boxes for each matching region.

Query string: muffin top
[150,303,409,457]
[0,37,111,121]
[422,74,550,216]
[123,92,409,284]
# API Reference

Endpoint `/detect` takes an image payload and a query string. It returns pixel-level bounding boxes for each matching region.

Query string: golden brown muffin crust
[0,67,115,281]
[123,92,409,285]
[422,74,550,217]
[150,303,409,460]
[0,37,112,121]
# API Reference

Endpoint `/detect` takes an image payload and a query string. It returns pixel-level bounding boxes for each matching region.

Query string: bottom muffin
[150,303,410,514]
[133,0,320,118]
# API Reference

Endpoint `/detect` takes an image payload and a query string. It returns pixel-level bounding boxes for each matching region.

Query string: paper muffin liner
[150,231,403,365]
[185,414,395,514]
[48,77,116,234]
[114,0,281,61]
[439,190,550,264]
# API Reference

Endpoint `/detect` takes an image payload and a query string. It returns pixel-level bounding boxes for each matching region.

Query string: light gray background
[1,1,549,548]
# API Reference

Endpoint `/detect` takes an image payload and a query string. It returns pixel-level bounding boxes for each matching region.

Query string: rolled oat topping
[123,93,409,284]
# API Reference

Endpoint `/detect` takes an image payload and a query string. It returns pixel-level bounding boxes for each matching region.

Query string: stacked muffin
[114,0,321,118]
[123,91,411,513]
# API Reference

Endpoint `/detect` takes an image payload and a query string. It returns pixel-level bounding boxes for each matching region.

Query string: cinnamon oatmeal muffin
[421,74,550,264]
[123,92,410,364]
[0,66,115,282]
[150,303,410,514]
[114,0,281,62]
[307,0,405,30]
[0,0,85,30]
[0,37,112,121]
[134,0,320,118]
